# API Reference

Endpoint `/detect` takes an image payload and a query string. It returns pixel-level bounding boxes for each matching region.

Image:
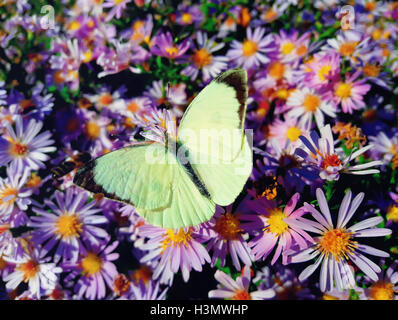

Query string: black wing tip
[73,159,131,205]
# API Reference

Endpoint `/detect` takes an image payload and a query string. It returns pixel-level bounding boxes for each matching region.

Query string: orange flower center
[268,61,285,79]
[369,281,395,300]
[98,93,113,106]
[242,40,258,57]
[232,289,252,300]
[192,48,213,68]
[113,274,131,296]
[303,94,320,112]
[127,101,140,113]
[317,228,357,261]
[213,212,243,240]
[363,63,381,77]
[9,141,28,157]
[18,260,39,281]
[131,265,152,285]
[0,187,18,205]
[339,42,357,56]
[321,154,342,170]
[85,121,101,140]
[55,214,82,238]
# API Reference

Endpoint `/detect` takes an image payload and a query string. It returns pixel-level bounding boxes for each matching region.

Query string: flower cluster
[0,0,397,300]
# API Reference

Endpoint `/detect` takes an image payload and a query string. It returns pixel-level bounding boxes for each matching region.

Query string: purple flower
[227,27,274,69]
[289,188,392,292]
[202,206,253,271]
[63,238,119,300]
[241,193,314,265]
[209,266,275,300]
[136,225,210,286]
[150,32,190,60]
[30,188,108,263]
[0,116,56,171]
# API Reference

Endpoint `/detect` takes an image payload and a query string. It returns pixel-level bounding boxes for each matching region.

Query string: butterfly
[73,68,253,229]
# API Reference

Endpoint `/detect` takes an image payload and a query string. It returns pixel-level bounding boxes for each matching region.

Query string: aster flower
[227,27,274,69]
[4,248,62,299]
[302,51,340,88]
[253,265,315,300]
[0,163,32,219]
[150,32,190,60]
[63,238,119,300]
[209,267,275,300]
[241,193,314,265]
[288,188,392,292]
[285,87,336,130]
[201,206,253,271]
[130,279,168,300]
[103,0,131,22]
[274,30,311,63]
[181,32,228,82]
[0,116,56,171]
[295,125,382,180]
[136,225,210,286]
[29,189,108,263]
[358,260,398,300]
[268,116,308,149]
[329,71,371,114]
[369,131,398,167]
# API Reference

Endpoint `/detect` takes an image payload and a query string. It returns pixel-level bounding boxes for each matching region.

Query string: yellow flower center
[232,289,252,300]
[18,260,39,282]
[67,20,81,31]
[335,83,352,99]
[317,229,357,261]
[286,126,302,142]
[387,204,398,223]
[85,121,101,140]
[303,94,320,112]
[339,42,357,56]
[181,13,193,24]
[318,65,331,81]
[192,48,213,68]
[82,50,92,63]
[369,281,395,300]
[281,42,295,55]
[55,214,82,238]
[263,209,288,235]
[213,212,243,241]
[161,228,192,251]
[165,46,179,58]
[0,187,18,205]
[81,252,102,276]
[242,40,258,57]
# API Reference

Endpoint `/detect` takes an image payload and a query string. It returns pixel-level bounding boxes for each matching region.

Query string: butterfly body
[74,69,252,228]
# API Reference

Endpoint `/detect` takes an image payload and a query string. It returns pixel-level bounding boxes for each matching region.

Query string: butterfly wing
[73,141,215,228]
[178,68,252,206]
[73,142,173,210]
